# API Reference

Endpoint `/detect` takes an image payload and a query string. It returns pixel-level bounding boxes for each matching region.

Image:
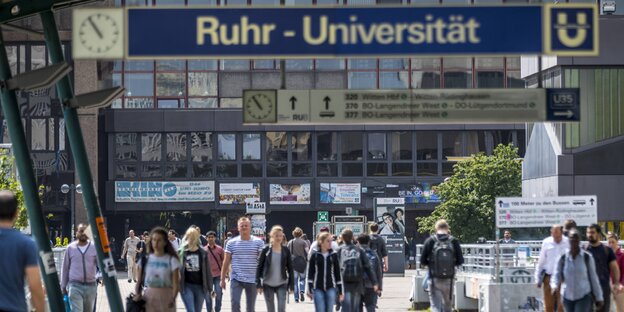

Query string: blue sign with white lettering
[546,88,580,121]
[126,4,598,58]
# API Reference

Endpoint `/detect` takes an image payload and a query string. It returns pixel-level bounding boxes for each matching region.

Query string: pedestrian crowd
[120,216,387,312]
[2,183,624,312]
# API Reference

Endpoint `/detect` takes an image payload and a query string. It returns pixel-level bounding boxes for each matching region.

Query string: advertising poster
[269,184,311,205]
[251,214,266,240]
[389,183,440,204]
[319,183,361,204]
[115,181,215,202]
[219,183,261,204]
[374,198,406,275]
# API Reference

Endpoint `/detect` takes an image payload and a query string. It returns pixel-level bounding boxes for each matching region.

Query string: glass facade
[112,130,523,179]
[563,68,624,148]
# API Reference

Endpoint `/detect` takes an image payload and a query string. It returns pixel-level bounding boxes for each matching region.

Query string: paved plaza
[94,270,415,312]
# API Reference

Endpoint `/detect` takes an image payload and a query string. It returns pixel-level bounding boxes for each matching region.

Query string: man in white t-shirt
[168,230,181,251]
[221,217,264,312]
[308,226,339,258]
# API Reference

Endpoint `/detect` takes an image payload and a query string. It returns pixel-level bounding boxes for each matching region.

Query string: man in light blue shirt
[551,230,604,312]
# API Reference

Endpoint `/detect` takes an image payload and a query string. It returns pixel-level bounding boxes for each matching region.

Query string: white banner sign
[219,183,261,204]
[115,181,215,202]
[246,202,266,214]
[496,196,597,228]
[376,197,405,205]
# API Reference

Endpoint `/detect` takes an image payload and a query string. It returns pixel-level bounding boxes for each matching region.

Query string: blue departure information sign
[125,4,598,59]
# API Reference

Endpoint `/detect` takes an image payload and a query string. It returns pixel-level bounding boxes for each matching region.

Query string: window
[412,58,441,89]
[242,133,261,160]
[391,132,412,160]
[342,163,363,177]
[475,57,504,88]
[141,133,162,161]
[368,133,386,160]
[292,132,311,161]
[443,58,472,88]
[317,132,337,161]
[392,163,413,176]
[191,132,212,161]
[166,133,186,161]
[442,131,463,158]
[341,132,363,160]
[266,132,287,161]
[242,164,263,177]
[115,133,137,161]
[416,132,437,160]
[317,163,337,177]
[367,163,388,176]
[218,134,236,160]
[267,163,288,177]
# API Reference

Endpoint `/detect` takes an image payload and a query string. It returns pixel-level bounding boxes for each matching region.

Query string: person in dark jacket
[420,219,464,312]
[308,232,343,312]
[357,234,383,312]
[179,227,214,312]
[256,225,294,312]
[338,229,378,312]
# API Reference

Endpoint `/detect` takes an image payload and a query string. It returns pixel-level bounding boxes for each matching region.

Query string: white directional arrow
[554,110,574,118]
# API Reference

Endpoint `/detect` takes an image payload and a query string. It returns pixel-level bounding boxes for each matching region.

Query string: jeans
[313,288,337,312]
[181,283,208,312]
[563,294,593,312]
[231,279,257,312]
[68,282,97,312]
[208,276,223,312]
[342,289,362,312]
[263,284,287,312]
[294,271,306,301]
[428,278,453,312]
[361,288,378,312]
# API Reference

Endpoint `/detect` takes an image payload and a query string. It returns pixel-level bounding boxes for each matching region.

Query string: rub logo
[546,5,597,55]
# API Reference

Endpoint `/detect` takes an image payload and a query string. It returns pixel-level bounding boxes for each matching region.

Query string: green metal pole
[0,30,65,312]
[40,11,124,311]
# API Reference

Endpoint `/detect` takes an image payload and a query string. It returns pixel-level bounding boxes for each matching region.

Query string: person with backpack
[369,223,389,273]
[307,232,343,312]
[287,227,309,303]
[550,230,603,311]
[419,219,464,312]
[356,234,383,312]
[256,225,294,312]
[179,227,213,312]
[168,229,181,251]
[133,227,181,312]
[585,223,621,312]
[337,229,379,312]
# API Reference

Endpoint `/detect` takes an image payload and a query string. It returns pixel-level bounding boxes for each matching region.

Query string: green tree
[0,155,27,228]
[417,144,522,243]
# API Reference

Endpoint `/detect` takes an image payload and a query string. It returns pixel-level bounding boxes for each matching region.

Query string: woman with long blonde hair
[256,225,294,312]
[179,227,213,312]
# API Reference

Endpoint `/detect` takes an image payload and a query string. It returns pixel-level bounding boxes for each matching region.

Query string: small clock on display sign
[243,90,277,123]
[73,9,124,59]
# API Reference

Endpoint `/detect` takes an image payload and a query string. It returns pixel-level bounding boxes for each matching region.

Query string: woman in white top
[134,227,181,312]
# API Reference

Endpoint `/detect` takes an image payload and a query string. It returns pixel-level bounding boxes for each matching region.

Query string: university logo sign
[545,4,598,56]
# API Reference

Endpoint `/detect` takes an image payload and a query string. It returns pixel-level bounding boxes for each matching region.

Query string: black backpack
[363,249,380,288]
[429,235,456,279]
[340,245,363,283]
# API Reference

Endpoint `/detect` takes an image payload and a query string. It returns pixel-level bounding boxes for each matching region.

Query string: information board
[495,196,598,228]
[245,88,580,124]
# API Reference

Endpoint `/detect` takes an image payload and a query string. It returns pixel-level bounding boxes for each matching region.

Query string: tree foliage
[417,144,522,243]
[0,155,27,228]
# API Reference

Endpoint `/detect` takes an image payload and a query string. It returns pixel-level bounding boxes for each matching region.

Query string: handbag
[125,293,145,312]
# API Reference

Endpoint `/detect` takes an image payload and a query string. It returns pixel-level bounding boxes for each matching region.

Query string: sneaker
[300,292,305,302]
[134,280,138,283]
[128,279,132,283]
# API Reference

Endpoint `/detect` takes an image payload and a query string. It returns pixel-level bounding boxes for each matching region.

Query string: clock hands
[251,96,263,110]
[87,16,104,39]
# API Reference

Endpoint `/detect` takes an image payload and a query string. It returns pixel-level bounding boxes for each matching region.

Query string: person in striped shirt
[221,216,265,312]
